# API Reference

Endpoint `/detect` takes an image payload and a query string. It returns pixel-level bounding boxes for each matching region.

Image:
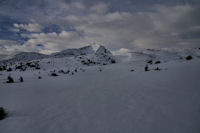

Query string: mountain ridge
[0,44,114,65]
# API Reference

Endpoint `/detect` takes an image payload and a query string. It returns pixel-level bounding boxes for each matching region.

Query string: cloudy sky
[0,0,200,54]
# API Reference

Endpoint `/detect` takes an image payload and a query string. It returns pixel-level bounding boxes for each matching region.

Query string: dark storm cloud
[0,0,199,54]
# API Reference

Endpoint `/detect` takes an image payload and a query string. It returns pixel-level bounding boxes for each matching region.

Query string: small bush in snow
[66,70,70,74]
[155,61,161,64]
[154,67,161,71]
[19,76,24,82]
[111,59,116,64]
[0,66,6,71]
[145,65,149,72]
[38,76,42,79]
[26,62,31,66]
[3,66,6,70]
[99,67,102,72]
[15,64,26,71]
[15,65,22,70]
[7,75,14,83]
[74,68,77,72]
[185,56,192,60]
[0,107,8,120]
[58,70,65,73]
[7,68,12,72]
[147,60,153,64]
[80,68,85,72]
[51,72,58,76]
[35,66,40,70]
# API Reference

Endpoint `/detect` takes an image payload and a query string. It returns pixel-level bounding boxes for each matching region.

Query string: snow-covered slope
[143,48,200,60]
[0,56,200,133]
[123,48,200,63]
[0,52,48,64]
[0,55,7,62]
[0,46,200,133]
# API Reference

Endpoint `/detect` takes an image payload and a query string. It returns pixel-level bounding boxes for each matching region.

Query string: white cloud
[14,23,42,32]
[9,28,20,32]
[66,3,200,49]
[59,2,85,10]
[90,2,108,14]
[72,2,85,10]
[1,3,200,55]
[112,48,131,56]
[0,40,22,55]
[59,3,70,10]
[0,40,18,45]
[21,31,89,54]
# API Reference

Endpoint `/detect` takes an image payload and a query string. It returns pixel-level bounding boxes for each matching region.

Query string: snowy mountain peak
[88,43,112,54]
[79,45,95,54]
[90,42,101,52]
[96,45,112,55]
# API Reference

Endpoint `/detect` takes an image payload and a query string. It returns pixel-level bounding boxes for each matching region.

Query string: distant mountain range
[1,44,200,66]
[0,44,114,64]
